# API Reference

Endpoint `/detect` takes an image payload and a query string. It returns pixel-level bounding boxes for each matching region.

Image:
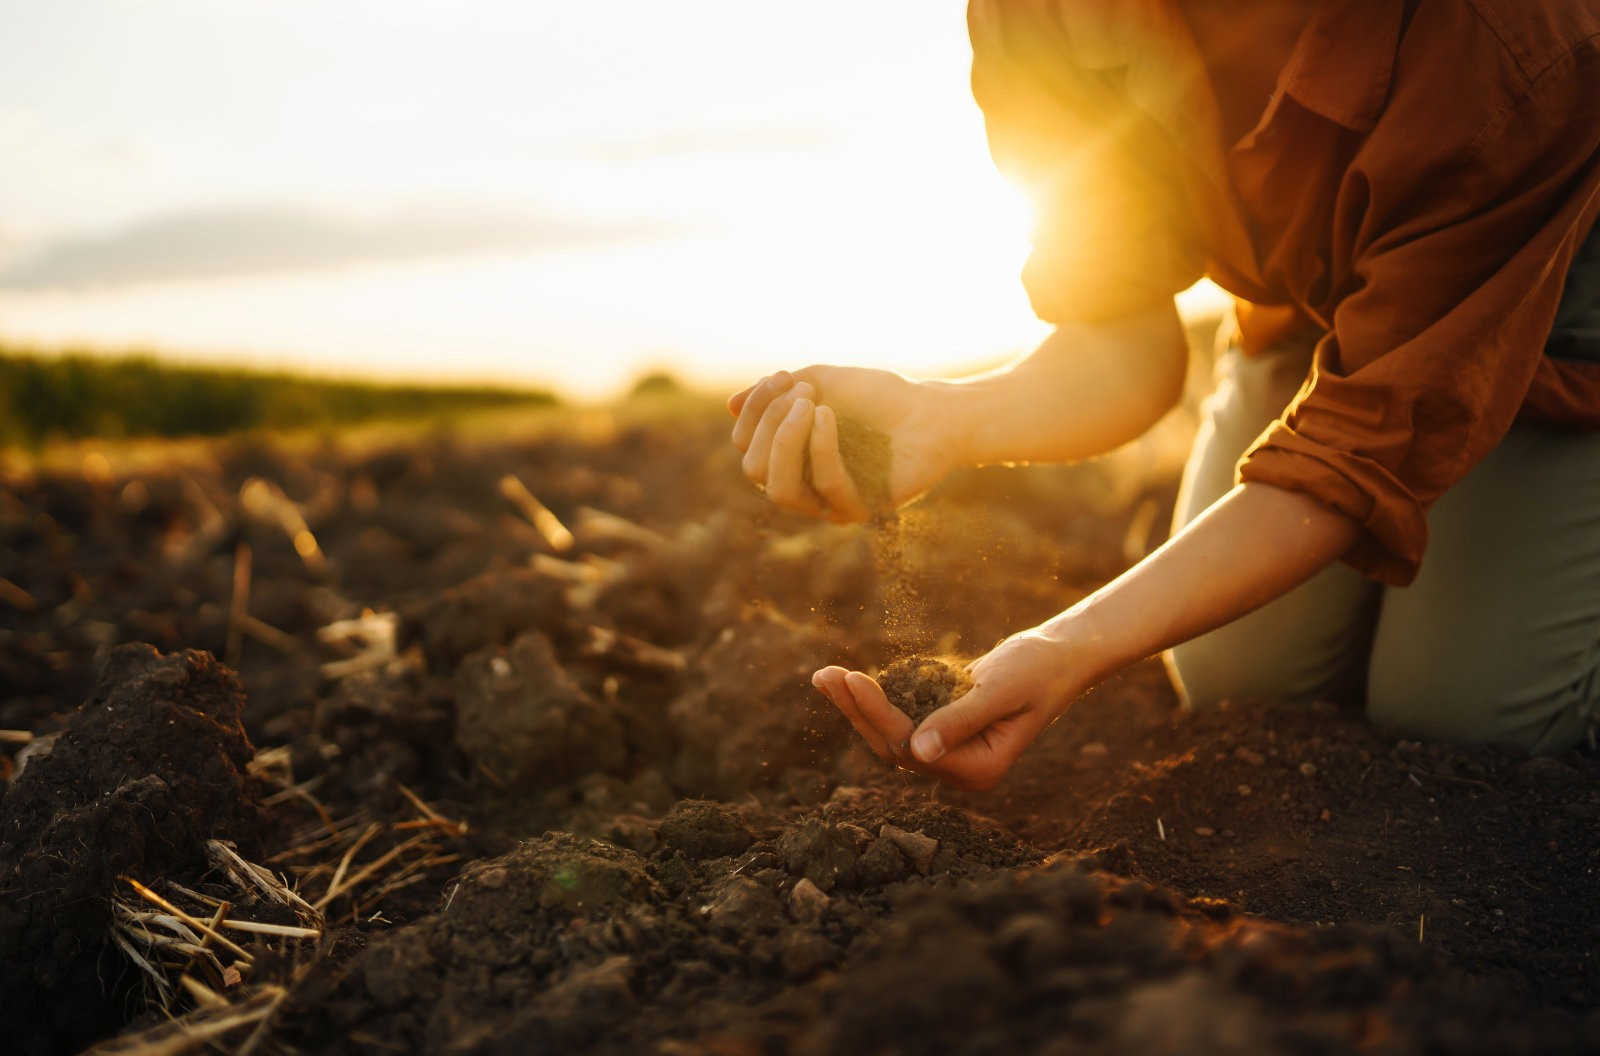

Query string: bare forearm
[1043,483,1361,683]
[933,303,1187,466]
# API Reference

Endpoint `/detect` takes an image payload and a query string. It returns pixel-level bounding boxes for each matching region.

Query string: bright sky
[0,1,1226,397]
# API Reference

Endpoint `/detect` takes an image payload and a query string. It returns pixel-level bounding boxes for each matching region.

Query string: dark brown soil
[0,644,262,1055]
[4,397,1599,1054]
[878,654,974,724]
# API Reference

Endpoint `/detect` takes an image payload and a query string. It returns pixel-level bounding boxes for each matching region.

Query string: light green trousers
[1164,335,1600,753]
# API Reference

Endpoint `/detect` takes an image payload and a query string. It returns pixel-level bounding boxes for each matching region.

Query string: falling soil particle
[877,655,974,724]
[833,416,893,514]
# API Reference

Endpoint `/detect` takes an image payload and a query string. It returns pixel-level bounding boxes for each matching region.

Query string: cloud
[0,203,675,289]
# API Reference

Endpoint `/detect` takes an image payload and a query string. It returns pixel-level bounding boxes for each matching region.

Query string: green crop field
[0,347,558,446]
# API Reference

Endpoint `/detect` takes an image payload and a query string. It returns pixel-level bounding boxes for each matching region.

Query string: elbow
[1129,318,1189,428]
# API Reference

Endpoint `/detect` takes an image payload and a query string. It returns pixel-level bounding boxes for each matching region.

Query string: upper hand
[727,365,957,521]
[810,626,1087,790]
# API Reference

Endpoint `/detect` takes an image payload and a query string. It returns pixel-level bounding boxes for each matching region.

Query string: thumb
[909,681,1009,764]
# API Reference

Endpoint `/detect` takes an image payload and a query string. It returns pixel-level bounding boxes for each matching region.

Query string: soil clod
[877,654,974,724]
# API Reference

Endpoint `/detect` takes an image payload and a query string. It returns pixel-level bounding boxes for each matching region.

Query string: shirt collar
[1277,1,1407,132]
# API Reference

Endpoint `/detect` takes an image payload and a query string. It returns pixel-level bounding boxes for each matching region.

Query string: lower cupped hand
[811,625,1087,790]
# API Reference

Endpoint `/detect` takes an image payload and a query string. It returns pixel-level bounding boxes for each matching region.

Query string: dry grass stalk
[0,728,35,745]
[574,505,670,551]
[356,851,463,917]
[163,881,225,909]
[109,924,175,1010]
[260,772,332,815]
[219,919,322,939]
[581,624,687,673]
[247,744,293,781]
[238,614,301,654]
[278,809,374,857]
[123,877,255,965]
[397,782,469,837]
[317,832,439,911]
[178,975,229,1010]
[78,985,287,1056]
[240,477,326,575]
[269,810,371,862]
[498,473,575,552]
[0,576,38,611]
[206,840,324,928]
[226,542,252,668]
[316,822,383,910]
[317,611,399,678]
[530,552,626,608]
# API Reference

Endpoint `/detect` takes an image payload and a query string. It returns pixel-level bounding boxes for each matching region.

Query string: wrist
[1036,600,1126,693]
[916,376,986,469]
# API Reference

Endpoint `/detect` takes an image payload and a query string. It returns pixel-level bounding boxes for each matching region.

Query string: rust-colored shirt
[969,0,1600,584]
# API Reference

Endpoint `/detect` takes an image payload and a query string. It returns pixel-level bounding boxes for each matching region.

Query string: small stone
[879,824,939,874]
[837,822,875,848]
[702,875,783,934]
[779,928,835,981]
[778,818,859,892]
[1234,747,1265,766]
[789,877,831,923]
[1236,784,1252,797]
[1319,809,1332,822]
[1298,762,1318,777]
[1079,741,1109,757]
[854,837,911,887]
[1193,826,1216,838]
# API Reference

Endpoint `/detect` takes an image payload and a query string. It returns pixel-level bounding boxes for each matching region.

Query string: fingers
[908,680,1021,765]
[923,713,1046,791]
[741,381,813,485]
[808,405,872,522]
[813,666,894,759]
[727,384,756,417]
[843,670,916,763]
[731,371,793,451]
[764,397,825,515]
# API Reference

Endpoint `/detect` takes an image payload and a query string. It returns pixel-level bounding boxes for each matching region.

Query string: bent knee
[1365,655,1595,754]
[1166,627,1360,710]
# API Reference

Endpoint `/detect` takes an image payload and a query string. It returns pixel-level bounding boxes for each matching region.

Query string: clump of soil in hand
[877,655,974,725]
[833,416,893,515]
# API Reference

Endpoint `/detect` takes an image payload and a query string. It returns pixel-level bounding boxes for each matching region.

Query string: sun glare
[0,0,1076,398]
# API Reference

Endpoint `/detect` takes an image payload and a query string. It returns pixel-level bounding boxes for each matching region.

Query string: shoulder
[1460,0,1600,88]
[1379,2,1600,179]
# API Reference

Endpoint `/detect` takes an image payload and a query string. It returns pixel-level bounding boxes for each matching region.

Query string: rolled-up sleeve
[1239,54,1600,585]
[968,0,1205,322]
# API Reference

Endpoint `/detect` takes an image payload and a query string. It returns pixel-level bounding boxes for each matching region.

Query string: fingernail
[810,670,825,689]
[789,398,813,419]
[911,729,944,762]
